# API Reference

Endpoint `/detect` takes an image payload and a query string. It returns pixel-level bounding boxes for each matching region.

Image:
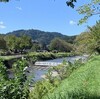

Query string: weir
[34,61,62,66]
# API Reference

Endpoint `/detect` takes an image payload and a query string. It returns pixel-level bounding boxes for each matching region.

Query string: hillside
[7,29,76,45]
[43,55,100,99]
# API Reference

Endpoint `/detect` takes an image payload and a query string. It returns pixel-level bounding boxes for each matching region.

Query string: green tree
[0,36,6,49]
[49,38,72,52]
[18,35,32,51]
[4,35,18,51]
[31,43,41,51]
[75,21,100,54]
[88,21,100,54]
[75,32,92,54]
[77,0,100,24]
[4,35,32,53]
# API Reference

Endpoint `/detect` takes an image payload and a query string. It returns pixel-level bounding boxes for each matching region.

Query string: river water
[28,55,88,81]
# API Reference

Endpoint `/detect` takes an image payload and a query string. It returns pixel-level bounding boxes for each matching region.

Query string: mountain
[7,29,76,45]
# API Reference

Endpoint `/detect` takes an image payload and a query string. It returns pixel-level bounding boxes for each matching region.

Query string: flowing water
[28,55,88,81]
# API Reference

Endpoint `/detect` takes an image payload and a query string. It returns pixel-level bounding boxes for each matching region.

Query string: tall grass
[27,52,73,64]
[43,55,100,99]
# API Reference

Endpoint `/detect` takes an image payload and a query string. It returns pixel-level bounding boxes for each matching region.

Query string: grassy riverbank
[0,52,74,61]
[0,52,74,68]
[0,55,25,60]
[42,55,100,99]
[27,52,74,62]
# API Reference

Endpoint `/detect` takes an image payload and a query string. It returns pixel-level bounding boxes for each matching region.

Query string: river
[28,55,88,81]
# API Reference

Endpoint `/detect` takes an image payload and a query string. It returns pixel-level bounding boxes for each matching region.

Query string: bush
[29,80,54,99]
[0,59,30,99]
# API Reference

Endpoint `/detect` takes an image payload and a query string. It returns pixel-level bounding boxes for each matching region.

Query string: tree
[4,35,32,53]
[66,0,100,24]
[31,43,41,51]
[18,35,32,51]
[88,21,100,54]
[49,38,72,52]
[75,21,100,54]
[75,32,92,54]
[4,35,18,51]
[66,0,77,8]
[77,0,100,24]
[0,36,6,49]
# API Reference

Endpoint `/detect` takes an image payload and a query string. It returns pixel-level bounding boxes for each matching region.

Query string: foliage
[0,58,30,99]
[31,43,41,52]
[0,36,6,50]
[66,0,77,8]
[88,21,100,54]
[75,21,100,54]
[0,59,8,81]
[77,0,100,24]
[49,38,73,52]
[43,55,100,99]
[29,80,54,99]
[75,32,92,54]
[19,35,32,50]
[4,35,18,51]
[66,0,100,24]
[4,34,32,53]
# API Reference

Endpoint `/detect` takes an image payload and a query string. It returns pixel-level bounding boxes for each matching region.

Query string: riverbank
[0,52,75,68]
[0,54,25,60]
[27,52,75,64]
[42,55,100,99]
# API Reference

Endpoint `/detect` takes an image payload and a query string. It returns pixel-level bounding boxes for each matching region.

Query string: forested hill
[7,29,76,45]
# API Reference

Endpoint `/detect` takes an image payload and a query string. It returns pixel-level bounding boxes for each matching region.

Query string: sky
[0,0,99,36]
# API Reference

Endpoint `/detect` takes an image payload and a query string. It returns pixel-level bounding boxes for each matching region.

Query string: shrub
[0,59,30,99]
[29,80,54,99]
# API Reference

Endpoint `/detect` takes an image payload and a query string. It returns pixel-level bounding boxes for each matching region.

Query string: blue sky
[0,0,99,36]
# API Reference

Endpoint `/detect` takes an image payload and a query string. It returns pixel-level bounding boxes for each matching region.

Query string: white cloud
[69,20,77,25]
[0,21,6,29]
[0,21,3,24]
[16,7,22,10]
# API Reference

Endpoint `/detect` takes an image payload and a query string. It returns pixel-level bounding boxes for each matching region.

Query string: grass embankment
[0,56,15,60]
[0,55,25,60]
[0,52,74,61]
[27,52,74,61]
[43,55,100,99]
[0,52,73,68]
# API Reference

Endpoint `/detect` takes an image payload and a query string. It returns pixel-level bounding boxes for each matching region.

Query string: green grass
[43,55,100,99]
[0,56,17,60]
[0,52,73,61]
[28,52,73,60]
[0,55,25,60]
